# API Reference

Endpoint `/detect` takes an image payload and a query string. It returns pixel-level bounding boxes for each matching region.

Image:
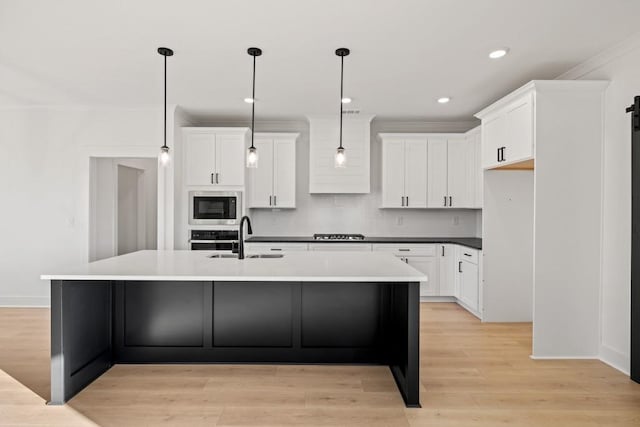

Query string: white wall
[188,119,481,238]
[482,170,534,322]
[0,106,172,306]
[90,157,158,261]
[559,34,640,373]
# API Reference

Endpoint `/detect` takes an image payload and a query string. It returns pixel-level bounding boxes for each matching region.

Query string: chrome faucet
[238,216,253,259]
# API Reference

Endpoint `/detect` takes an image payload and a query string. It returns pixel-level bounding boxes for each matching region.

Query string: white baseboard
[599,344,630,375]
[0,296,50,307]
[530,355,598,360]
[420,296,456,302]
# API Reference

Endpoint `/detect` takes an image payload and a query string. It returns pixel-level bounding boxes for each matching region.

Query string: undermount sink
[208,253,284,259]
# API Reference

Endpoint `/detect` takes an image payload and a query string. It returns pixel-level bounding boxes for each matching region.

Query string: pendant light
[246,47,262,168]
[335,48,350,168]
[158,47,174,165]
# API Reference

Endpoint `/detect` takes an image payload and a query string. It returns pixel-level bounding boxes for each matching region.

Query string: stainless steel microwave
[188,191,242,225]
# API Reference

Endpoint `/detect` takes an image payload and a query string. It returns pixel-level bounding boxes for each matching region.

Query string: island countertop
[41,250,428,282]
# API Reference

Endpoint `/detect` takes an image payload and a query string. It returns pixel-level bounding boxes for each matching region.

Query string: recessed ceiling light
[244,97,255,103]
[489,48,509,59]
[341,97,352,104]
[437,97,450,104]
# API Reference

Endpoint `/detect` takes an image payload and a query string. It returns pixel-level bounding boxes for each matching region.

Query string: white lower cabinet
[437,244,456,296]
[308,243,373,251]
[405,256,437,296]
[455,247,481,317]
[372,244,437,297]
[244,243,308,253]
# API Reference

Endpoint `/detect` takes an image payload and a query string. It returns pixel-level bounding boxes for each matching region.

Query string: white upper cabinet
[404,140,428,208]
[183,128,248,186]
[476,87,534,169]
[427,137,473,208]
[247,137,274,207]
[247,133,298,209]
[446,139,469,208]
[381,133,480,209]
[464,126,482,208]
[380,135,427,208]
[308,115,373,194]
[381,138,405,208]
[427,138,448,208]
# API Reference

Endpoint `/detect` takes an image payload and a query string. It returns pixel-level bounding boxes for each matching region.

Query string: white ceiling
[1,0,639,121]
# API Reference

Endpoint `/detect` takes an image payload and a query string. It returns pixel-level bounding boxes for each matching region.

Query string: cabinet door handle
[269,195,272,206]
[216,172,220,184]
[501,146,506,162]
[405,258,409,264]
[406,196,409,207]
[273,195,277,206]
[211,173,215,184]
[443,196,447,207]
[458,261,463,273]
[442,246,445,256]
[401,196,404,207]
[497,147,501,162]
[449,196,452,206]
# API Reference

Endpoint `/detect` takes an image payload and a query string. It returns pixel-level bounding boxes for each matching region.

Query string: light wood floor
[1,303,639,426]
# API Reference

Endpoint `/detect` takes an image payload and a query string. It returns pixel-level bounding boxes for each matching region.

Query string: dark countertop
[246,236,482,250]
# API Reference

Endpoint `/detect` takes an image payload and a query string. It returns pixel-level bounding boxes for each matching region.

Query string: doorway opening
[89,157,158,261]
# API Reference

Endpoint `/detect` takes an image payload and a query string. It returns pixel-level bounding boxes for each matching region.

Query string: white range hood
[307,114,374,194]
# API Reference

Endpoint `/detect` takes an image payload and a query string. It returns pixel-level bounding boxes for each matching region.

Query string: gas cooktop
[313,233,366,241]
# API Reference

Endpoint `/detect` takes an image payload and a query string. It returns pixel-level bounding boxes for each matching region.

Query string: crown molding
[556,31,640,80]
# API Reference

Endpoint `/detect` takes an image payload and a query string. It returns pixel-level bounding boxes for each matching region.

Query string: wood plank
[0,303,639,426]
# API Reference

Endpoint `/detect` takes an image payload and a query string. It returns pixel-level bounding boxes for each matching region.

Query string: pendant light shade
[158,47,173,166]
[246,47,262,168]
[335,47,350,168]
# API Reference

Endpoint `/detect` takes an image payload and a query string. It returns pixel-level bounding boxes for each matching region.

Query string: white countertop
[41,250,428,282]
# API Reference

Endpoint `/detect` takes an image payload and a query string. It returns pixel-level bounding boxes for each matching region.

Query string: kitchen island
[41,250,425,407]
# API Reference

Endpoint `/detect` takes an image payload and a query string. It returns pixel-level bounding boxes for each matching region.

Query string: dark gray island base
[50,279,420,407]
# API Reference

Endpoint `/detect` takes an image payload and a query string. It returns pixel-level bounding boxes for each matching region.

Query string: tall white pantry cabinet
[476,80,609,358]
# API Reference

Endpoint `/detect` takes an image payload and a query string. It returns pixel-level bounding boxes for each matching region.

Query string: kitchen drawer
[372,244,436,257]
[458,247,479,264]
[308,243,373,251]
[245,243,308,252]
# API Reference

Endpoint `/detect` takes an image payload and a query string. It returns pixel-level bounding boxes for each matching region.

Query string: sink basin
[208,253,284,259]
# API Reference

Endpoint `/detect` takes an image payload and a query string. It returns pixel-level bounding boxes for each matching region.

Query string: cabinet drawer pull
[270,248,282,251]
[458,261,463,273]
[464,253,472,257]
[398,248,410,252]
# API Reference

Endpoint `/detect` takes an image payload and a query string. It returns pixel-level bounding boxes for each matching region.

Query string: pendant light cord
[339,55,344,149]
[251,53,256,149]
[163,53,167,150]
